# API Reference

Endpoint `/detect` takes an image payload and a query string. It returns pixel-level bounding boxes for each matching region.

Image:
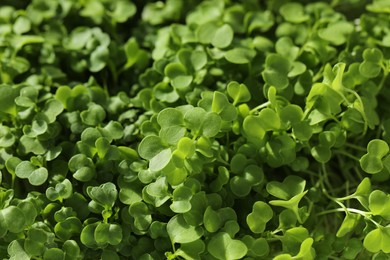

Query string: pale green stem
[249,101,271,114]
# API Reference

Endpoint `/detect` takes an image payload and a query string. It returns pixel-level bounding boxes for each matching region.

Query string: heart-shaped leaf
[336,213,361,237]
[369,190,390,220]
[267,176,306,200]
[207,232,248,260]
[246,201,273,233]
[227,81,251,105]
[94,222,123,246]
[167,214,204,244]
[212,24,234,49]
[363,226,390,253]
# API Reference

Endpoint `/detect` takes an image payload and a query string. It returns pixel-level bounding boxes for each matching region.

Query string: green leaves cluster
[1,0,390,259]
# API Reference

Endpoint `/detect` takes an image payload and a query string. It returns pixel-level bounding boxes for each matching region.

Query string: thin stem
[249,101,271,114]
[312,66,325,82]
[333,149,360,161]
[11,173,15,189]
[353,166,364,181]
[343,88,368,134]
[216,158,229,166]
[321,164,337,197]
[270,229,283,235]
[317,207,381,228]
[302,169,319,177]
[344,142,367,152]
[378,69,389,92]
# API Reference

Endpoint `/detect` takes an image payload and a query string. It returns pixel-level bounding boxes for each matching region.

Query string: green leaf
[276,37,300,61]
[129,201,152,231]
[159,126,186,145]
[176,240,205,260]
[87,182,118,210]
[167,215,203,244]
[196,22,219,44]
[46,179,73,202]
[204,206,223,233]
[63,240,81,260]
[7,240,29,260]
[44,99,64,123]
[342,238,363,260]
[279,3,309,23]
[336,213,361,237]
[359,48,383,78]
[363,226,390,253]
[0,206,26,233]
[202,112,222,137]
[242,236,269,258]
[360,139,389,174]
[318,21,354,45]
[94,222,123,246]
[267,176,305,200]
[207,232,248,260]
[0,85,20,115]
[262,54,291,90]
[138,136,166,160]
[243,115,266,143]
[43,248,65,260]
[191,50,207,71]
[28,167,49,186]
[80,223,98,248]
[258,108,280,131]
[227,81,251,105]
[145,177,170,207]
[369,190,390,220]
[15,161,48,186]
[54,217,82,241]
[110,0,136,23]
[367,0,390,13]
[170,186,193,213]
[80,104,106,126]
[165,63,193,89]
[224,48,256,64]
[89,45,109,72]
[212,92,237,121]
[157,108,184,128]
[149,148,172,172]
[279,227,309,254]
[68,154,95,182]
[295,237,316,259]
[212,24,234,49]
[246,10,274,33]
[13,16,31,34]
[246,201,273,233]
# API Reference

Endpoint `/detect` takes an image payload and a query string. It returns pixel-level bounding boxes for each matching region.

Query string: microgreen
[1,0,390,259]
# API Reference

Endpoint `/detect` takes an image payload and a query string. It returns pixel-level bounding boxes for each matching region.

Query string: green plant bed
[1,0,390,259]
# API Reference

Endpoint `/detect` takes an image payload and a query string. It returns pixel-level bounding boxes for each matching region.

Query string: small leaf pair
[15,161,48,186]
[359,48,384,79]
[311,131,337,163]
[265,135,296,167]
[203,206,237,234]
[267,176,308,223]
[81,222,122,247]
[0,201,37,237]
[129,201,152,231]
[360,139,390,174]
[230,165,264,197]
[246,201,273,233]
[184,107,221,138]
[46,179,73,202]
[86,182,118,219]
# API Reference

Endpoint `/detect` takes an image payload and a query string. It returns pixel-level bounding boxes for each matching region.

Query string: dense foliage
[1,0,390,259]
